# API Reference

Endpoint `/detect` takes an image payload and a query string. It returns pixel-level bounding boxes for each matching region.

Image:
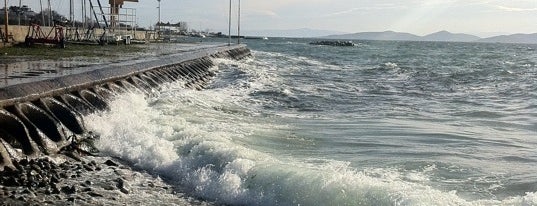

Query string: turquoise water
[86,39,537,205]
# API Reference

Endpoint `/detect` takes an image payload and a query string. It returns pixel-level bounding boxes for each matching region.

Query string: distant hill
[325,31,420,41]
[476,33,537,44]
[324,30,481,42]
[243,28,346,38]
[422,31,480,42]
[244,28,537,44]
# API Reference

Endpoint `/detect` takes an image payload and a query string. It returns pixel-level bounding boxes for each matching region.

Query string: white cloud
[494,5,537,12]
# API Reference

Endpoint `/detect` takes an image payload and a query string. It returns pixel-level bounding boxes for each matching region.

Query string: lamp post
[228,0,231,46]
[237,0,240,44]
[4,0,8,42]
[157,0,161,34]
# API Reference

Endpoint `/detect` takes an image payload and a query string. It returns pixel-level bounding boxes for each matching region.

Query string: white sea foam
[84,54,537,206]
[84,87,536,206]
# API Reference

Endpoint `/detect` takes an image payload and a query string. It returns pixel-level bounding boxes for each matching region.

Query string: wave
[84,83,536,206]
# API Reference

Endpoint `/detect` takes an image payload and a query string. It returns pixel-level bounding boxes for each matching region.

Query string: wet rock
[84,180,93,186]
[120,187,129,194]
[51,184,61,194]
[61,185,77,194]
[60,172,68,179]
[102,185,115,190]
[104,160,119,167]
[3,177,19,186]
[51,175,60,183]
[19,159,29,166]
[83,164,94,171]
[88,192,103,197]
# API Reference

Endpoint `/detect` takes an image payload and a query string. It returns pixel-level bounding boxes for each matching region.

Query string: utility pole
[18,0,21,25]
[40,0,44,26]
[47,0,52,26]
[82,0,86,29]
[237,0,240,44]
[70,0,74,28]
[157,0,161,35]
[4,0,8,42]
[228,0,231,46]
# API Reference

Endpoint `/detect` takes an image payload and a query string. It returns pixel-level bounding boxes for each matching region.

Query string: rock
[61,185,77,194]
[3,177,19,187]
[102,185,115,191]
[83,165,94,171]
[52,187,61,194]
[3,166,16,174]
[82,187,92,192]
[51,176,60,183]
[104,160,119,167]
[115,178,125,188]
[38,180,48,188]
[84,180,93,186]
[120,187,129,194]
[60,172,68,179]
[19,159,29,166]
[67,197,75,202]
[88,192,103,197]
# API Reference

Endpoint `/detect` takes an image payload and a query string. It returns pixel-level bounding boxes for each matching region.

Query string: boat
[309,40,356,46]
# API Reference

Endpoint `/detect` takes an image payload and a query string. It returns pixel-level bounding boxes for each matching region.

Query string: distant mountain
[243,28,346,38]
[476,33,537,44]
[325,31,420,41]
[422,31,480,42]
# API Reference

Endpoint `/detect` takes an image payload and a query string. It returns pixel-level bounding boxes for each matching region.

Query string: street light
[157,0,161,33]
[237,0,240,44]
[4,0,8,42]
[228,0,231,46]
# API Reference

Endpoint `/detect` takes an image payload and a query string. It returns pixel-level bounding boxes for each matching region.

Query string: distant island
[243,29,537,44]
[324,30,537,44]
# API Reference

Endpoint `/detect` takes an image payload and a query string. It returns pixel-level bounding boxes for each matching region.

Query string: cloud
[322,4,405,17]
[246,10,279,18]
[494,5,537,12]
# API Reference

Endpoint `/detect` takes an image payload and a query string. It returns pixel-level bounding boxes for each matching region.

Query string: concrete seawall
[0,44,251,170]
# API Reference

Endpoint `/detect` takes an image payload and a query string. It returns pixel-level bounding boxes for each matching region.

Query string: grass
[0,43,146,60]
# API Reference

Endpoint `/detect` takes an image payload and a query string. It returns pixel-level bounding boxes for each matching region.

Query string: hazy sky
[7,0,537,37]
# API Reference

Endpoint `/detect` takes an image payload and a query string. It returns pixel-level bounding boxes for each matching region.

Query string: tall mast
[40,0,44,25]
[70,0,74,27]
[47,0,52,26]
[228,0,231,46]
[3,0,8,42]
[237,0,240,44]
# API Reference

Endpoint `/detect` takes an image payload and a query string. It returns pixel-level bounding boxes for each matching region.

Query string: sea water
[86,39,537,205]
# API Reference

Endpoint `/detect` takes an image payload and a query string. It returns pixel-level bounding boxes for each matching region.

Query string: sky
[6,0,537,37]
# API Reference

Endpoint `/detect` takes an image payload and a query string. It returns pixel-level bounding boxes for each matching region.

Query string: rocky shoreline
[0,146,210,205]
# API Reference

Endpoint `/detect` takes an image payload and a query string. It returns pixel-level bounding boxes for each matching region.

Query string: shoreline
[0,144,211,205]
[0,42,248,205]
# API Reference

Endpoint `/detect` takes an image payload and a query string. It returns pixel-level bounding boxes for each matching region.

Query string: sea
[85,38,537,205]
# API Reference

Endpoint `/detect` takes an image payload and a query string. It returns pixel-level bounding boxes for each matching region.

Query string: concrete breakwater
[0,44,251,171]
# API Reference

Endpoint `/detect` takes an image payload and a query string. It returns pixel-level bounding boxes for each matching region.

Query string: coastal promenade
[0,42,250,204]
[0,42,251,167]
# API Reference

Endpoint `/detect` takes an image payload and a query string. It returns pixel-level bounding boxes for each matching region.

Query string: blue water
[86,39,537,205]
